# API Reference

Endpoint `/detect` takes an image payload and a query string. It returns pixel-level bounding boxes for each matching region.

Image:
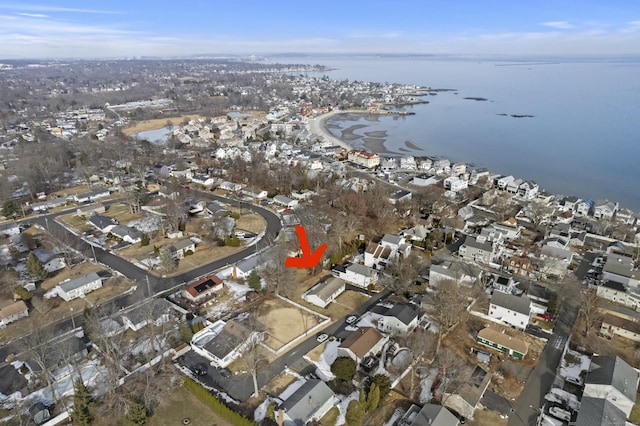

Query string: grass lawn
[58,212,92,233]
[148,384,234,426]
[630,394,640,424]
[234,212,266,234]
[319,406,340,426]
[41,262,104,291]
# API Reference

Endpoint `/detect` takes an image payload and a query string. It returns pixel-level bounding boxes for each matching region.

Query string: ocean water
[280,55,640,212]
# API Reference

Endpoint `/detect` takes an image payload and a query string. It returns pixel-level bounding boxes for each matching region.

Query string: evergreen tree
[345,400,364,426]
[26,251,47,281]
[1,200,20,218]
[330,357,356,382]
[366,374,391,408]
[247,270,261,291]
[71,378,94,426]
[366,383,380,412]
[122,400,148,426]
[158,247,177,272]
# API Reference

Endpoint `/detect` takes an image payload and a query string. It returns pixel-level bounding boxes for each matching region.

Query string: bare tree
[18,319,63,404]
[380,254,423,294]
[434,347,474,404]
[258,244,295,297]
[578,288,603,337]
[429,280,470,353]
[403,330,436,399]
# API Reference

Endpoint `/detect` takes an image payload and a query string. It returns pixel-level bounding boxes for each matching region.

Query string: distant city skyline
[1,1,640,58]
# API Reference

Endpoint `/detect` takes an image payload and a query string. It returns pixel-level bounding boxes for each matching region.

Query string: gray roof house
[574,396,626,426]
[110,225,142,243]
[56,272,103,302]
[409,404,460,426]
[458,236,494,264]
[489,291,531,330]
[583,355,640,417]
[302,277,346,308]
[88,215,118,233]
[377,303,419,335]
[279,379,336,426]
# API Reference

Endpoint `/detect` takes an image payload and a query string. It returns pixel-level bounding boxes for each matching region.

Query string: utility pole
[90,243,98,264]
[145,275,152,296]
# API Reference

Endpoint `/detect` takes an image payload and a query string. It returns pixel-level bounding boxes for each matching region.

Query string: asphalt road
[1,194,282,362]
[507,291,580,426]
[178,289,392,401]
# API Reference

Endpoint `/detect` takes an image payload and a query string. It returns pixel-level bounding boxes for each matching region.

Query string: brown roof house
[337,327,387,363]
[182,274,224,305]
[476,327,529,359]
[0,300,29,327]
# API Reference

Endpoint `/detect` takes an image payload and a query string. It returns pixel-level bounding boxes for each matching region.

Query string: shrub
[331,357,356,382]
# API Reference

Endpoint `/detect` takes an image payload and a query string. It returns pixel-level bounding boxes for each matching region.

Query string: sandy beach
[307,110,354,150]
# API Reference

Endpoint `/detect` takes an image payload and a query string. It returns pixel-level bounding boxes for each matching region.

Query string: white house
[377,303,419,335]
[56,272,103,302]
[517,181,539,199]
[182,274,224,304]
[443,176,468,193]
[347,150,380,168]
[273,195,298,208]
[191,320,263,368]
[169,239,196,259]
[279,380,336,426]
[0,300,29,327]
[583,355,640,418]
[489,291,531,330]
[495,175,514,190]
[594,200,619,220]
[337,327,387,362]
[364,234,411,270]
[411,173,440,187]
[302,277,346,308]
[331,263,377,288]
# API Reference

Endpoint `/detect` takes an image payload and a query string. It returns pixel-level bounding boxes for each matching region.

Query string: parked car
[346,315,358,324]
[217,367,232,378]
[448,408,466,424]
[193,363,208,376]
[536,313,555,322]
[549,406,571,422]
[316,333,329,343]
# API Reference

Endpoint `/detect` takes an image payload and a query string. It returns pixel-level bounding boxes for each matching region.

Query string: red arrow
[285,225,327,269]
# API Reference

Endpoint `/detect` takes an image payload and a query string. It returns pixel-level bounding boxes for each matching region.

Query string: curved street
[0,193,282,362]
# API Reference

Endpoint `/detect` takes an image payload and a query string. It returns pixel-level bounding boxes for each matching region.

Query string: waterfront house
[347,150,380,168]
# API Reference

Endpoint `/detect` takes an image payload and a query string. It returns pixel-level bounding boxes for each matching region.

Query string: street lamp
[70,307,76,330]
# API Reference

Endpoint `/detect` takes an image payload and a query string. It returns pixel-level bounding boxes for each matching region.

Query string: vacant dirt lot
[257,298,325,351]
[122,115,206,135]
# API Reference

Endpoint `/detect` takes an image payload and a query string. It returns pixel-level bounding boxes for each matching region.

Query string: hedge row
[183,377,257,426]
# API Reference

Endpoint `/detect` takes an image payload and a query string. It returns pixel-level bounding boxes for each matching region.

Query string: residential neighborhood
[0,56,640,426]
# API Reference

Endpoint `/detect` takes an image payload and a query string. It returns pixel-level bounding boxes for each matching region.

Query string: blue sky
[1,1,640,58]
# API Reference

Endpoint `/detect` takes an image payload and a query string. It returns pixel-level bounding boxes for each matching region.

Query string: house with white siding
[302,277,346,308]
[488,291,531,330]
[56,272,103,302]
[583,355,640,418]
[331,263,377,288]
[0,300,29,327]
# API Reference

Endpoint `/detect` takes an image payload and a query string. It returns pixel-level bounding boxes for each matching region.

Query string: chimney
[233,263,237,279]
[277,409,284,426]
[308,395,313,404]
